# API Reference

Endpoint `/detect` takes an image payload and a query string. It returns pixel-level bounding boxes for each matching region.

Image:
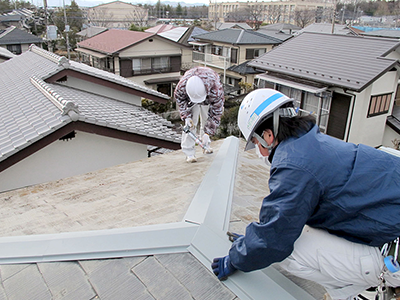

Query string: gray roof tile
[0,46,180,163]
[193,28,282,45]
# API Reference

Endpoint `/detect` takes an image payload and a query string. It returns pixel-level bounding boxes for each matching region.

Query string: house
[257,23,300,41]
[0,26,42,54]
[0,45,181,193]
[157,25,209,71]
[76,26,108,42]
[87,0,148,29]
[295,23,363,36]
[76,29,185,97]
[248,32,400,148]
[0,137,322,300]
[189,28,282,95]
[215,22,252,30]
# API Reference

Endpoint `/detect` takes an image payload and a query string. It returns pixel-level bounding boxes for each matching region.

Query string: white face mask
[255,144,271,166]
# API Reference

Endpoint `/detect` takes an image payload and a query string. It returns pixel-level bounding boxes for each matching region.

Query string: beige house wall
[347,71,399,147]
[87,1,148,29]
[119,38,181,58]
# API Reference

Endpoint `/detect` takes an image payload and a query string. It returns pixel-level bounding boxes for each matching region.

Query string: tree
[246,3,265,29]
[294,8,316,28]
[176,2,183,17]
[52,0,83,50]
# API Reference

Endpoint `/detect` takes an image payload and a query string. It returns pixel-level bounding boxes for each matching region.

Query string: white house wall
[347,71,398,147]
[60,77,142,106]
[383,125,400,148]
[119,38,181,58]
[0,131,147,193]
[127,72,181,88]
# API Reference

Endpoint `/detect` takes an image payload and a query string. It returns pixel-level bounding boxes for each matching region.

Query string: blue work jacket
[229,124,400,272]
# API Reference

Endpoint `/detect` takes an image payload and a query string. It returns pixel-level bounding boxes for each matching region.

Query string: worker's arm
[228,164,322,272]
[174,74,192,120]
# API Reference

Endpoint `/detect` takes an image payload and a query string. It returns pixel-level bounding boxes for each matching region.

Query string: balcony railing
[192,51,231,70]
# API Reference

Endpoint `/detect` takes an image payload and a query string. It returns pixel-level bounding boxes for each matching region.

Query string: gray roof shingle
[0,26,42,45]
[193,28,282,45]
[0,45,180,163]
[248,32,400,92]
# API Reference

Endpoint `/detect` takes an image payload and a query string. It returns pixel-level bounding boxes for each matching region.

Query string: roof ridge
[29,45,70,67]
[30,76,80,121]
[235,29,245,44]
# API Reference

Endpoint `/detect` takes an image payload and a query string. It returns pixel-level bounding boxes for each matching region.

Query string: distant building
[87,0,148,29]
[0,26,43,54]
[208,0,335,26]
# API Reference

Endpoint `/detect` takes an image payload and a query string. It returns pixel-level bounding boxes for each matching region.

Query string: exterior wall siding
[0,131,147,193]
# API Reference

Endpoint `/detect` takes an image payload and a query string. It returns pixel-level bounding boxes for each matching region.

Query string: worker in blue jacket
[212,88,400,300]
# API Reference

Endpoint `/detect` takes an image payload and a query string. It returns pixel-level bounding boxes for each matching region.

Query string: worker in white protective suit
[174,67,224,163]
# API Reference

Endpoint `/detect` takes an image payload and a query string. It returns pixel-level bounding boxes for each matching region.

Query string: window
[231,48,238,64]
[132,57,170,75]
[211,45,222,55]
[245,48,266,60]
[368,93,392,117]
[7,44,22,55]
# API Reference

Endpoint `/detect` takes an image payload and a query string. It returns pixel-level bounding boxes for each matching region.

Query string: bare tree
[246,3,265,29]
[124,7,148,28]
[266,6,282,24]
[225,8,248,22]
[87,8,114,28]
[294,8,316,28]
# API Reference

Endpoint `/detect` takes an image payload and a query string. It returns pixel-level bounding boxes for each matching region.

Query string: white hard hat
[186,76,207,103]
[238,88,296,151]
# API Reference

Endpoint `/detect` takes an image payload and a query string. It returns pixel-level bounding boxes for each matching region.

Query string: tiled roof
[259,23,301,31]
[158,27,188,42]
[145,24,176,34]
[216,22,252,30]
[362,29,400,39]
[0,45,180,163]
[77,29,154,54]
[295,23,360,36]
[193,28,282,45]
[76,26,108,38]
[0,26,42,45]
[248,32,400,92]
[228,60,260,75]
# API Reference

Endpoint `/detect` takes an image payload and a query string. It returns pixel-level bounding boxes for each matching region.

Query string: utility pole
[63,0,70,60]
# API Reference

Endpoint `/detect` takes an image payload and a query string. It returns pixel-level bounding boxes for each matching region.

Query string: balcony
[192,51,231,70]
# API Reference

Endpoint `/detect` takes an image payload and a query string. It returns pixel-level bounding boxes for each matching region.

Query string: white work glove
[185,118,194,128]
[202,133,213,154]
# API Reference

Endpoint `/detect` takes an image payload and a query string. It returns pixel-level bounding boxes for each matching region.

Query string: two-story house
[76,29,185,97]
[248,32,400,148]
[189,28,282,95]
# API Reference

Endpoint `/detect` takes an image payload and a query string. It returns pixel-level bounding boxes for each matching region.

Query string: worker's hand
[227,231,244,242]
[185,118,194,128]
[211,255,236,281]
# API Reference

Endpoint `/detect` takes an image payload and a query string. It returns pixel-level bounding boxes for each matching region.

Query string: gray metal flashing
[0,136,315,299]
